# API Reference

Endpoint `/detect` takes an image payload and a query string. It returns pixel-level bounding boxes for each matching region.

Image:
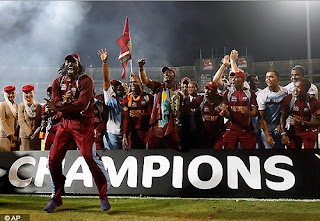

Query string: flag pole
[130,59,133,76]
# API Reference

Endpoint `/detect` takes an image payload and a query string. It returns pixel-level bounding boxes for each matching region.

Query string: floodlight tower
[306,1,313,82]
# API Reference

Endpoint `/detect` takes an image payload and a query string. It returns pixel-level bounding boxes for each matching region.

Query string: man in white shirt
[285,65,318,99]
[99,49,124,150]
[257,70,288,149]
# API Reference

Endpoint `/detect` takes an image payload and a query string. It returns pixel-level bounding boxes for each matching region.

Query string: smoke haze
[1,1,320,102]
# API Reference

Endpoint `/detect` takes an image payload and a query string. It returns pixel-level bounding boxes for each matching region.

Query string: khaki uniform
[0,102,18,151]
[18,102,42,151]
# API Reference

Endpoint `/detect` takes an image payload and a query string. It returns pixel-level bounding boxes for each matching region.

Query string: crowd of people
[0,49,320,152]
[1,49,320,212]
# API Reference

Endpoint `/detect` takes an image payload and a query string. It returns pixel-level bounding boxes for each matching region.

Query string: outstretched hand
[98,48,108,62]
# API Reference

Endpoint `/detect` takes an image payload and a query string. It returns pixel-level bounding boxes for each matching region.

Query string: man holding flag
[117,17,132,79]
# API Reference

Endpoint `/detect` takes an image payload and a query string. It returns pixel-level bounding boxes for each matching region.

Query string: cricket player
[43,52,111,212]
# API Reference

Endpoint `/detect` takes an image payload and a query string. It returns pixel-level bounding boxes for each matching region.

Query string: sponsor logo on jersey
[293,105,299,112]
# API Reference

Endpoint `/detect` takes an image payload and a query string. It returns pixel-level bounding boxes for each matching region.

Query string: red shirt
[122,92,153,135]
[93,100,107,133]
[223,88,257,132]
[52,74,94,118]
[282,94,320,131]
[192,95,224,134]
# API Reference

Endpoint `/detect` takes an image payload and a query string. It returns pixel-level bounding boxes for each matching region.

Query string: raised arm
[212,55,230,88]
[138,58,153,89]
[98,49,110,91]
[230,49,240,73]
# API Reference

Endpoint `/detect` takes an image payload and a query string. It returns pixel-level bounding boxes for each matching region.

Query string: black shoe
[100,198,111,211]
[43,198,63,213]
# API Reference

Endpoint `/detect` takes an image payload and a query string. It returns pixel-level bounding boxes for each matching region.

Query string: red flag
[116,17,132,79]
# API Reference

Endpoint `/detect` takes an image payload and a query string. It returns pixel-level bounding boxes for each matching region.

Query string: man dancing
[43,52,111,212]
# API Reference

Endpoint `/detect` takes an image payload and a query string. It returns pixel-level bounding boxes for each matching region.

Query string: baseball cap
[65,52,81,63]
[234,71,246,81]
[205,81,217,91]
[4,85,16,93]
[22,84,35,93]
[162,66,176,76]
[180,77,191,84]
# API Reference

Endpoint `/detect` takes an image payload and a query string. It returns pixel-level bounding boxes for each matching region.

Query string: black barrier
[1,149,320,198]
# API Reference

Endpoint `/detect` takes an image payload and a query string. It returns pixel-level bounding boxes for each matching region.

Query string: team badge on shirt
[242,96,248,101]
[61,84,67,91]
[131,102,137,108]
[293,105,299,112]
[304,108,309,113]
[203,106,210,112]
[141,101,146,106]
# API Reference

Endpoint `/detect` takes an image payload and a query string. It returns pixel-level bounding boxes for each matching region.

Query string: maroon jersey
[192,95,224,134]
[282,94,320,132]
[122,92,153,135]
[93,100,107,133]
[223,88,257,132]
[52,75,94,118]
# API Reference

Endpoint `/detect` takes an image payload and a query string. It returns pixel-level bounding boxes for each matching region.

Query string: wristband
[223,63,228,67]
[103,60,107,64]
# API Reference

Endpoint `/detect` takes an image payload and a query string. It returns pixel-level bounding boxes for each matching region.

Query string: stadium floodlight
[306,1,313,82]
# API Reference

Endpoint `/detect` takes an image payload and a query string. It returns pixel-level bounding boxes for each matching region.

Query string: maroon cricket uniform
[222,88,257,149]
[93,100,107,150]
[49,74,109,204]
[282,94,320,149]
[192,95,224,149]
[122,92,153,149]
[148,81,182,149]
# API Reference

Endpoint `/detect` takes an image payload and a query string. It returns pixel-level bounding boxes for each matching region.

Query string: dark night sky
[1,1,320,69]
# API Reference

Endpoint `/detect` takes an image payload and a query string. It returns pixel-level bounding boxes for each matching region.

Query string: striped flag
[116,17,132,79]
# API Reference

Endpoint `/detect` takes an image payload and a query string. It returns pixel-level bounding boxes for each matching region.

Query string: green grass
[1,195,320,220]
